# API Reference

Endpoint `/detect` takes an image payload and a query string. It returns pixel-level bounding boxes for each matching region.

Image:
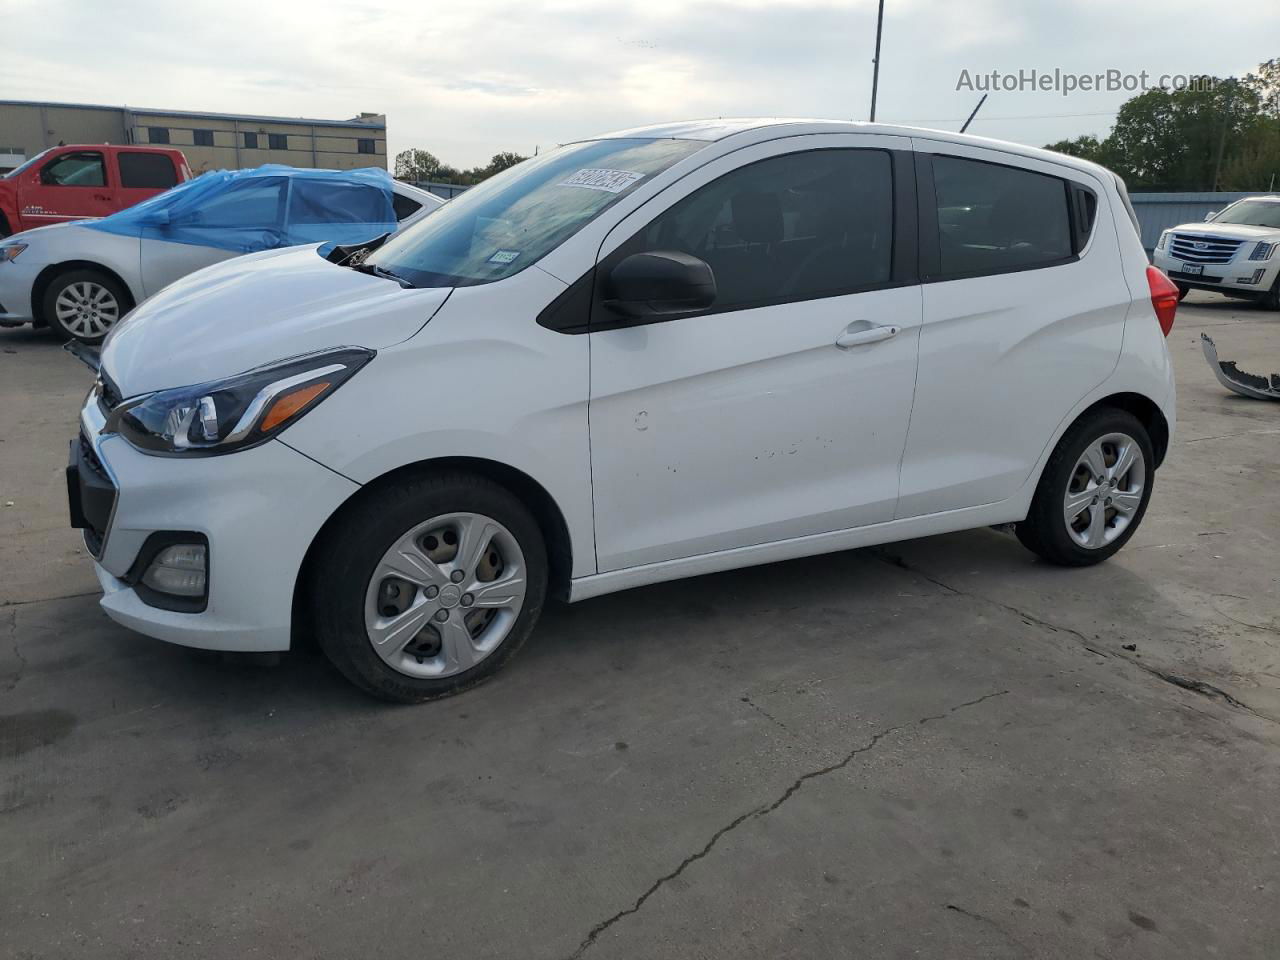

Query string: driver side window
[41,152,106,187]
[181,178,286,228]
[617,148,894,313]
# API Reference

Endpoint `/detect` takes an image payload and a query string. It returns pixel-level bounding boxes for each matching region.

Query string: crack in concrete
[565,689,1009,959]
[739,694,794,735]
[944,903,1034,956]
[4,607,22,692]
[0,590,99,609]
[871,551,1280,727]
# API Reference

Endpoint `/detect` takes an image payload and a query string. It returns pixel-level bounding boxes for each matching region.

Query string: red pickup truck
[0,144,192,238]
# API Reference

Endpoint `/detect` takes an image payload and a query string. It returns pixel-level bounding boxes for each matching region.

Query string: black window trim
[539,146,918,335]
[915,151,1096,284]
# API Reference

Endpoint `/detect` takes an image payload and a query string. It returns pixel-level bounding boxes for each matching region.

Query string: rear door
[116,150,181,211]
[587,135,923,571]
[896,141,1129,518]
[20,149,116,227]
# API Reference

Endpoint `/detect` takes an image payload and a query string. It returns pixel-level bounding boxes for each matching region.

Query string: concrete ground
[2,293,1278,959]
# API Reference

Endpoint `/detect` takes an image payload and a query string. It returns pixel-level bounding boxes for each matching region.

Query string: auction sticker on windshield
[559,168,644,193]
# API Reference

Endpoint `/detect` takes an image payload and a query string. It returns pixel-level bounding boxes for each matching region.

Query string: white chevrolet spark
[70,120,1179,701]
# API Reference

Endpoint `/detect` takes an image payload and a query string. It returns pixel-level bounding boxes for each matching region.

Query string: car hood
[6,219,104,245]
[101,244,451,396]
[1170,221,1278,241]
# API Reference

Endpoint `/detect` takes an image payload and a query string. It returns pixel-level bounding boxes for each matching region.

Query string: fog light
[141,543,207,597]
[1236,269,1266,285]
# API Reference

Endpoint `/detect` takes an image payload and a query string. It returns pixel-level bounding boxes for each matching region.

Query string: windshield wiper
[351,261,414,289]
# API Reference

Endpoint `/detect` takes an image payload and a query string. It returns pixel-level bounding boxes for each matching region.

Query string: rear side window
[119,152,179,189]
[41,151,106,187]
[288,179,391,224]
[931,155,1073,277]
[617,148,894,312]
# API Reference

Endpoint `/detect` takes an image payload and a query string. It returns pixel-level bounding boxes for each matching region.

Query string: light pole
[869,0,886,122]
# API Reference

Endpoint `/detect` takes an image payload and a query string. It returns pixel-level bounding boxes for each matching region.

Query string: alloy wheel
[54,281,120,339]
[1062,432,1146,549]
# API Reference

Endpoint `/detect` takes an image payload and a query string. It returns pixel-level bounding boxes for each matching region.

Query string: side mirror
[1204,211,1219,221]
[604,250,716,320]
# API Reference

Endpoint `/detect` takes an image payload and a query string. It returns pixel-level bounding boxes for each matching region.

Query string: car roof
[578,118,1114,180]
[392,180,445,206]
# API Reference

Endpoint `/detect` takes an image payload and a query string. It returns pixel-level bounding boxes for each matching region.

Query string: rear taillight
[1146,265,1178,337]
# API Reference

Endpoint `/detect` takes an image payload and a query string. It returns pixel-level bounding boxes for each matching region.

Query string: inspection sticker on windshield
[559,168,644,193]
[487,249,521,264]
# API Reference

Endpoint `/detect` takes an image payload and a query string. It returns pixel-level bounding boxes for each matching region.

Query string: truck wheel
[43,269,130,344]
[309,470,548,703]
[0,212,10,239]
[1016,408,1154,567]
[1174,283,1189,302]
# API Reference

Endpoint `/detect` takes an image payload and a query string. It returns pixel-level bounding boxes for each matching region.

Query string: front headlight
[1155,231,1170,251]
[0,242,27,263]
[1249,241,1276,261]
[104,347,374,455]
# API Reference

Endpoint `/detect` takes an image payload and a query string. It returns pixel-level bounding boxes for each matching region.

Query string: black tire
[0,212,10,239]
[309,470,548,703]
[42,268,131,344]
[1262,276,1280,312]
[1175,283,1190,302]
[1016,408,1154,567]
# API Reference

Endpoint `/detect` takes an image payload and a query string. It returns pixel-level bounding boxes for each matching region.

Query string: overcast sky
[4,0,1277,168]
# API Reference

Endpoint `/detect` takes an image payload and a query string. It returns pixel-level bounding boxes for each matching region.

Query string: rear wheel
[310,471,547,702]
[1016,409,1154,566]
[43,269,129,344]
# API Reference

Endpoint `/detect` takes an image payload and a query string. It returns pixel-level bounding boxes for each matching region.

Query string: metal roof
[0,99,385,130]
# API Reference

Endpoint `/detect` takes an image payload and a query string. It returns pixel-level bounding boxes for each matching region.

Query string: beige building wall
[0,101,385,173]
[130,112,386,174]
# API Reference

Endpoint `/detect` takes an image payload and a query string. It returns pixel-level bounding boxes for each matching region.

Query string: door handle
[835,321,900,349]
[93,194,110,202]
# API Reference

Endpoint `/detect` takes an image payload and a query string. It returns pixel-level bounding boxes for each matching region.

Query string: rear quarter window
[119,152,179,189]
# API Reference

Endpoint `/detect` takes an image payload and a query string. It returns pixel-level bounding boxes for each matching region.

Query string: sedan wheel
[44,271,128,344]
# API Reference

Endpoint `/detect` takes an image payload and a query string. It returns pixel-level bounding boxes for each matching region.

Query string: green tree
[393,148,443,182]
[1045,61,1280,191]
[485,151,527,176]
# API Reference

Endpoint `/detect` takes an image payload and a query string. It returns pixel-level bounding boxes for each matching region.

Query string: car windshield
[363,137,706,287]
[2,149,52,179]
[1211,199,1280,229]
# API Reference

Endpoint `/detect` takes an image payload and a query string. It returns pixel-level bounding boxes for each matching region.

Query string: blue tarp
[85,165,397,253]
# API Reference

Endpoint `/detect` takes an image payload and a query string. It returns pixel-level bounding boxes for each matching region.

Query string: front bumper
[74,396,360,651]
[1153,247,1280,297]
[0,256,39,325]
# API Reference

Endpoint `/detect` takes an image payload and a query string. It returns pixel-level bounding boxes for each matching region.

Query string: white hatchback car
[1151,195,1280,309]
[69,120,1178,701]
[0,169,441,343]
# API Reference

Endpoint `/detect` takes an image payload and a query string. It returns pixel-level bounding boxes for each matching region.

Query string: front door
[22,150,116,227]
[588,137,923,572]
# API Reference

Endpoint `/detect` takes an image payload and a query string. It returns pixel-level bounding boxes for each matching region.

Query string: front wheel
[1262,276,1280,312]
[43,269,129,344]
[1175,283,1190,302]
[1016,409,1154,566]
[310,472,547,702]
